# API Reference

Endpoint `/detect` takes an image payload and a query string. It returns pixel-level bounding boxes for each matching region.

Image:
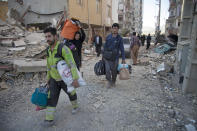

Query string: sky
[112,0,169,35]
[143,0,169,34]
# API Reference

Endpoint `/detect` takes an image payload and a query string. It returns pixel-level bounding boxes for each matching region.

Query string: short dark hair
[112,23,119,29]
[44,27,57,36]
[133,32,136,36]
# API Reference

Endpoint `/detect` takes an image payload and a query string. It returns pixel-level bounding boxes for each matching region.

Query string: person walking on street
[70,28,86,70]
[141,34,146,46]
[103,23,126,88]
[130,32,141,65]
[146,34,151,50]
[43,27,79,126]
[93,31,102,57]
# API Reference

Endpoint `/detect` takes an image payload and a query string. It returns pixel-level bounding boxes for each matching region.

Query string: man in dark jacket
[93,31,102,57]
[146,34,151,50]
[141,35,146,46]
[103,23,126,88]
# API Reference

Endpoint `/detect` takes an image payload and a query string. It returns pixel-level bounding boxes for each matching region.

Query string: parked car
[122,37,131,58]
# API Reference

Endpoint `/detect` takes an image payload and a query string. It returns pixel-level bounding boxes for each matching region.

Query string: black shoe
[42,120,55,127]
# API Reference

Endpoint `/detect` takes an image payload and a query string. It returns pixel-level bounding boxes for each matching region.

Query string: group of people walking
[40,18,153,126]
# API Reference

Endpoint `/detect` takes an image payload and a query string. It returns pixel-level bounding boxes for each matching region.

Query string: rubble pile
[0,21,48,91]
[142,50,178,91]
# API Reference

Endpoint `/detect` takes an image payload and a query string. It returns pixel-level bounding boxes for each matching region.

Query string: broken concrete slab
[25,33,45,45]
[0,40,13,47]
[185,124,196,131]
[8,47,26,52]
[0,81,9,91]
[13,59,47,73]
[0,71,5,77]
[13,39,26,47]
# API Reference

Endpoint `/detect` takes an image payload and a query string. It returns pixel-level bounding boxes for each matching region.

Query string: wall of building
[8,0,67,25]
[69,0,102,26]
[0,1,8,21]
[118,0,143,34]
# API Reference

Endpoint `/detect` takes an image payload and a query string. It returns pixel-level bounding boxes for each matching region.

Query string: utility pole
[158,0,161,33]
[155,0,161,45]
[155,0,161,34]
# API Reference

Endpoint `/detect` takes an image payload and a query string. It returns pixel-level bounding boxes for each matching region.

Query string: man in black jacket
[103,23,126,88]
[93,31,102,57]
[146,34,151,50]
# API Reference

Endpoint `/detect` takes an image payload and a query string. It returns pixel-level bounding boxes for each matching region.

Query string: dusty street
[0,47,197,131]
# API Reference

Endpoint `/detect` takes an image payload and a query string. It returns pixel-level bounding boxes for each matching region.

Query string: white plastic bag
[57,60,86,92]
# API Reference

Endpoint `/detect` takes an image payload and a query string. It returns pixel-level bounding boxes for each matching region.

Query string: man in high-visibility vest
[43,27,79,126]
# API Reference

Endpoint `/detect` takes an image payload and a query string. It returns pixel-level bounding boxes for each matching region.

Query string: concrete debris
[187,118,196,124]
[13,59,47,73]
[8,47,26,52]
[13,39,26,47]
[0,40,13,47]
[185,124,196,131]
[25,33,45,45]
[167,109,176,118]
[0,81,9,90]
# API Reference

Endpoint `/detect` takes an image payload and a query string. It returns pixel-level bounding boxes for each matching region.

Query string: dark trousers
[141,41,145,46]
[96,46,101,57]
[146,42,150,50]
[104,59,119,84]
[47,78,77,107]
[78,48,82,68]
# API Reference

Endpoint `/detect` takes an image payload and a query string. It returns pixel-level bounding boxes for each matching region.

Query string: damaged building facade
[165,0,183,36]
[7,0,113,40]
[170,0,197,94]
[118,0,143,35]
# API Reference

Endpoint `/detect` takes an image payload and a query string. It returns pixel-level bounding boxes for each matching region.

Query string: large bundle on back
[60,18,80,40]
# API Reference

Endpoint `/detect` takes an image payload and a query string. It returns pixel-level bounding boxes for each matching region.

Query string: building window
[96,0,101,13]
[77,0,83,6]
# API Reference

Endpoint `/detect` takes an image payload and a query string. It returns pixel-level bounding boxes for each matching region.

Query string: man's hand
[72,79,79,88]
[46,80,50,88]
[122,60,126,64]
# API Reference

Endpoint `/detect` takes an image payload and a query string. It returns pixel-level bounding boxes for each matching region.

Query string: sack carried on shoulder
[119,68,130,80]
[103,49,118,61]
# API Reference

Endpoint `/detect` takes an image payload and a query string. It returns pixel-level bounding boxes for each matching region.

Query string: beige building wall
[0,1,8,21]
[102,0,112,27]
[68,0,102,26]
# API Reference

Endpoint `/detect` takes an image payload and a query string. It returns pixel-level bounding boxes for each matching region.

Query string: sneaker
[42,120,55,127]
[72,107,79,115]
